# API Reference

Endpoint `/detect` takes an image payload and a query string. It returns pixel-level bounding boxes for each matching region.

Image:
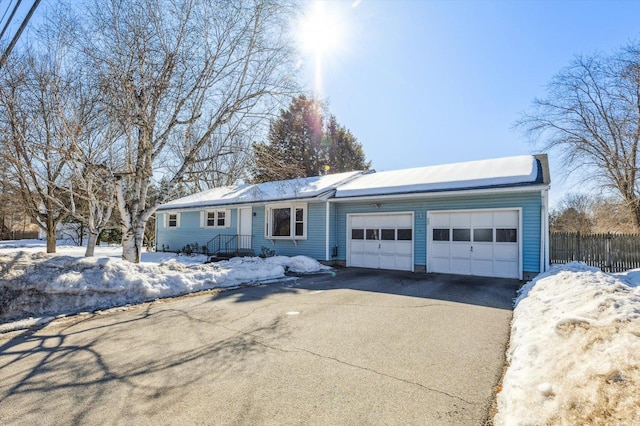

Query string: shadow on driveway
[210,266,520,310]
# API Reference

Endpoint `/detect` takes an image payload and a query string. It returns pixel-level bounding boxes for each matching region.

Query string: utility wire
[0,0,22,42]
[0,0,39,71]
[0,0,17,29]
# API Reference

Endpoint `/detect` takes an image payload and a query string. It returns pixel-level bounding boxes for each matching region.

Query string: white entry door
[238,207,252,249]
[428,210,520,279]
[348,213,414,271]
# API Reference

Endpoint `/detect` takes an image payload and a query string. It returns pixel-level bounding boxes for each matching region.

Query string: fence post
[605,233,612,272]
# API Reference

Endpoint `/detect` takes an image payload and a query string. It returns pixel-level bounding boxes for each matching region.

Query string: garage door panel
[495,260,518,278]
[396,215,412,227]
[494,211,518,227]
[352,217,365,227]
[472,244,493,260]
[395,241,412,256]
[351,253,365,267]
[494,244,518,260]
[430,258,450,273]
[471,259,493,276]
[471,212,493,227]
[431,242,450,258]
[351,240,365,252]
[450,213,471,227]
[451,244,471,258]
[430,213,449,227]
[450,260,471,275]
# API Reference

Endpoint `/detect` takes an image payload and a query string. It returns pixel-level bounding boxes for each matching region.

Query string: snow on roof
[334,155,541,198]
[158,171,362,210]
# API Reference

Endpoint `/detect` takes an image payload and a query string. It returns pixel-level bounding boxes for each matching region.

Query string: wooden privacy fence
[550,232,640,272]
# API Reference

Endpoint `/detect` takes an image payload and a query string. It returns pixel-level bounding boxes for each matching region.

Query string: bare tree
[178,118,261,192]
[80,0,296,262]
[0,46,72,253]
[0,6,119,256]
[518,43,640,230]
[550,193,593,233]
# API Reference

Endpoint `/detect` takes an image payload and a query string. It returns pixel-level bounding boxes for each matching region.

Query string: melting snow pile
[495,262,640,425]
[0,251,330,325]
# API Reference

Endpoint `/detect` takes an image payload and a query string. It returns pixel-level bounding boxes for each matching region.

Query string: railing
[550,232,640,272]
[206,234,253,256]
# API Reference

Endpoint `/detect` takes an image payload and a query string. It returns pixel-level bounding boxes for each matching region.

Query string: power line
[0,0,39,71]
[0,0,23,42]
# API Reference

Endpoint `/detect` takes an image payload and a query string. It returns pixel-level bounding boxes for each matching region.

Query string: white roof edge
[328,184,550,203]
[157,170,364,211]
[334,155,541,198]
[157,194,337,212]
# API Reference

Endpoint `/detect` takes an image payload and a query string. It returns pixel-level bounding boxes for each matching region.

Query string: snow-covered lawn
[495,262,640,425]
[0,239,330,331]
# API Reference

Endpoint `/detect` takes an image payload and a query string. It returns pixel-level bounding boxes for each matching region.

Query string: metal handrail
[207,234,253,256]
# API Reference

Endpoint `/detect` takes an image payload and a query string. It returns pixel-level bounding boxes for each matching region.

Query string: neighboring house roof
[157,171,363,211]
[333,154,548,199]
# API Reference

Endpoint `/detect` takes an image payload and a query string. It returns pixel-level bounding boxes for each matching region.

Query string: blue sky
[296,0,640,207]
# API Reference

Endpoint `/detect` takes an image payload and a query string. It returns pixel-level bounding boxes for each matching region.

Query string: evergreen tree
[252,95,370,183]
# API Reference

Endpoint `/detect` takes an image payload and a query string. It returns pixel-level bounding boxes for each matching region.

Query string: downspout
[540,189,549,273]
[544,188,550,271]
[325,201,331,261]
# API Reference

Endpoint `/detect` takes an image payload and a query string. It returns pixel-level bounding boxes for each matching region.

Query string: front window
[266,204,306,239]
[204,210,228,228]
[272,208,291,236]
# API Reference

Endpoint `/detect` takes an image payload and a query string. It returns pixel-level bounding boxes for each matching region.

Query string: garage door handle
[470,246,473,252]
[378,244,381,249]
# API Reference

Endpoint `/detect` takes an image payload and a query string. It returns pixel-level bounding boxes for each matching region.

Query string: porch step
[206,249,255,263]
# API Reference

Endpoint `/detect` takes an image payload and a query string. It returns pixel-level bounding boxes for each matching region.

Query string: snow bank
[265,255,333,273]
[495,262,640,425]
[0,251,330,324]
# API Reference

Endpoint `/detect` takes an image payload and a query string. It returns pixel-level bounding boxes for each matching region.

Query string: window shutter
[200,211,205,228]
[225,209,231,227]
[161,213,166,228]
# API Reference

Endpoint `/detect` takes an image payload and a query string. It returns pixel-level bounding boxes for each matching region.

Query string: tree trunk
[121,223,145,263]
[85,231,99,257]
[631,200,640,232]
[46,227,57,253]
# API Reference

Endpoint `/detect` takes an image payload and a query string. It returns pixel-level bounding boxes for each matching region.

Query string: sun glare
[296,1,352,94]
[298,1,343,57]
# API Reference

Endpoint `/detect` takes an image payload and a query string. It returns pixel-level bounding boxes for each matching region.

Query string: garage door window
[453,228,471,241]
[397,229,412,240]
[366,229,379,240]
[496,228,517,243]
[473,228,493,242]
[352,229,364,239]
[433,228,449,241]
[381,229,395,240]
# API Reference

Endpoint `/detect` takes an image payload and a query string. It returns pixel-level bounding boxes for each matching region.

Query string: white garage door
[428,210,520,279]
[348,213,414,271]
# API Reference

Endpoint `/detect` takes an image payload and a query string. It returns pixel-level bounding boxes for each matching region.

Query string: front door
[238,207,252,249]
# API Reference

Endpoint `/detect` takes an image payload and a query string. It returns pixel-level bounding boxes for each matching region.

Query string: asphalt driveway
[0,268,518,425]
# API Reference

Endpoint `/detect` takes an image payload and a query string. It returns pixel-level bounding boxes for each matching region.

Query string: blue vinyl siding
[156,209,237,253]
[334,191,543,274]
[252,202,327,259]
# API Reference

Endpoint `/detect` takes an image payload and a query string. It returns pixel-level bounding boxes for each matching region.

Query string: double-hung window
[265,203,306,239]
[166,213,180,228]
[202,210,229,228]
